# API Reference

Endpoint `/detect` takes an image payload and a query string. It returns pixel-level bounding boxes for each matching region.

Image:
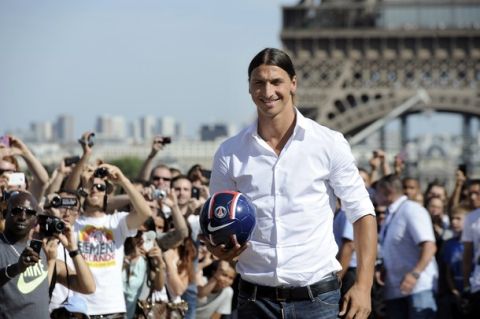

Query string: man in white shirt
[376,174,438,319]
[206,48,377,319]
[462,179,480,315]
[74,164,151,318]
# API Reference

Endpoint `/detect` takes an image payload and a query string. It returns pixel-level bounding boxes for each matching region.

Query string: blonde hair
[451,204,470,217]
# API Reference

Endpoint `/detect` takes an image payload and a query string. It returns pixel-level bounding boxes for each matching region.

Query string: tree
[110,156,144,181]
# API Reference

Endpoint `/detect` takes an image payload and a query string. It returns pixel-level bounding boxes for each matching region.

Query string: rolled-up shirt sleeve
[210,146,236,194]
[328,133,375,224]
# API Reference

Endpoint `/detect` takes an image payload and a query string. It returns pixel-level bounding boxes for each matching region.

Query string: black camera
[153,136,171,145]
[50,196,78,208]
[94,167,109,178]
[78,133,95,147]
[64,155,80,167]
[37,215,66,237]
[191,186,200,200]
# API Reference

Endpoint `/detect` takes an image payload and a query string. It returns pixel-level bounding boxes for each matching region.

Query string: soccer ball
[200,191,256,248]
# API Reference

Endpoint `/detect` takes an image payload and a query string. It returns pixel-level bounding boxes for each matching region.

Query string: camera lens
[54,219,66,233]
[94,167,108,178]
[51,196,62,208]
[152,189,166,200]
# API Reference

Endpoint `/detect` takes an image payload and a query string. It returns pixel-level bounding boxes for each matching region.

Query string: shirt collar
[388,195,408,214]
[247,107,308,139]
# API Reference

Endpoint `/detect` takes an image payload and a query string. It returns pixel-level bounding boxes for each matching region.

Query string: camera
[191,187,200,200]
[78,133,95,147]
[37,215,66,237]
[50,196,78,208]
[93,167,109,178]
[155,136,171,145]
[152,189,167,200]
[64,155,80,167]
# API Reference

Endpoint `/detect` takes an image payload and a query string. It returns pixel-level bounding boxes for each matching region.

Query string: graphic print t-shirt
[75,212,136,315]
[0,239,49,319]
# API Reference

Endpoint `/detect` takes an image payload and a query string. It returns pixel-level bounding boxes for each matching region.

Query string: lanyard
[380,200,407,245]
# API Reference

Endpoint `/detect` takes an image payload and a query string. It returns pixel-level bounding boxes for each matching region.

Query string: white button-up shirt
[210,109,374,287]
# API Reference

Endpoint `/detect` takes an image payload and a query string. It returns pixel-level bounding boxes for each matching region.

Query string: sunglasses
[152,176,171,182]
[0,169,15,175]
[10,206,37,217]
[92,183,107,192]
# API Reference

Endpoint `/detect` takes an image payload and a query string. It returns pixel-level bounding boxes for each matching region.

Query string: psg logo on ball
[200,191,256,249]
[214,206,228,219]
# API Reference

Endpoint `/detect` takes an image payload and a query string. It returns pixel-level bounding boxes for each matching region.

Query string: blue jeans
[181,283,197,319]
[237,287,340,319]
[385,290,437,319]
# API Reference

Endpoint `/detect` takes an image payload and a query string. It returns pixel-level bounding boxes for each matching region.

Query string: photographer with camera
[137,136,172,189]
[0,191,50,318]
[43,191,96,312]
[74,163,151,318]
[0,191,93,318]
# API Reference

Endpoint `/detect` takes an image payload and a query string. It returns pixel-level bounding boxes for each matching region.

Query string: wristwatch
[411,271,420,279]
[69,250,80,258]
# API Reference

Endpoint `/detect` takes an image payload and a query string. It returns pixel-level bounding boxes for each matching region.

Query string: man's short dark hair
[171,175,191,187]
[376,174,403,194]
[6,191,39,216]
[149,164,170,181]
[248,48,296,81]
[467,179,480,188]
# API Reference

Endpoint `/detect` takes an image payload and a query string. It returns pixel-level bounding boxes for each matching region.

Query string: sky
[0,0,296,137]
[0,0,471,139]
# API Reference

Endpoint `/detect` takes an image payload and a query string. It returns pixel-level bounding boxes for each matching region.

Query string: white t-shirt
[461,208,480,293]
[75,212,136,315]
[188,214,200,241]
[380,196,438,300]
[49,243,74,312]
[210,108,375,286]
[196,276,233,319]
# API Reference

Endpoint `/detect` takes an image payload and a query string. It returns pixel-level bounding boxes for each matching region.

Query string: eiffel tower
[281,0,480,171]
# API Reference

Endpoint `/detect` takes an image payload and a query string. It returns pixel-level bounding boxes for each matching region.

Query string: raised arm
[9,135,49,199]
[45,160,72,194]
[157,191,189,250]
[100,163,151,230]
[63,132,93,192]
[137,136,167,182]
[54,222,95,294]
[448,170,466,212]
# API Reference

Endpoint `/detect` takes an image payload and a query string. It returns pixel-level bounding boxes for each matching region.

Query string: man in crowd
[74,164,151,318]
[376,174,438,319]
[462,180,480,315]
[1,191,95,318]
[0,191,50,318]
[137,136,172,191]
[46,190,96,312]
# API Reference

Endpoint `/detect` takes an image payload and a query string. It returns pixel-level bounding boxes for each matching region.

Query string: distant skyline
[0,0,475,140]
[0,0,297,138]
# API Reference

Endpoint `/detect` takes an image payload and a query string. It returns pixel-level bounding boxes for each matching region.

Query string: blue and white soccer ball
[200,191,256,248]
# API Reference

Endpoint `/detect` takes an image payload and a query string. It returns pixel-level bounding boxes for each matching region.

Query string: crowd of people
[0,134,234,319]
[0,132,478,319]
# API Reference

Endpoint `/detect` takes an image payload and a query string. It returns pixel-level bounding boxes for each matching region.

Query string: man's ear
[290,75,297,95]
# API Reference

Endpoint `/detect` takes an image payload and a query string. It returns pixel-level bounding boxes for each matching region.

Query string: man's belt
[239,276,340,301]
